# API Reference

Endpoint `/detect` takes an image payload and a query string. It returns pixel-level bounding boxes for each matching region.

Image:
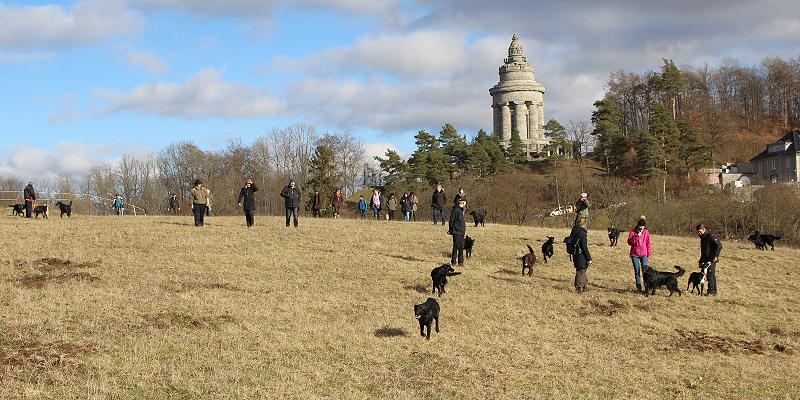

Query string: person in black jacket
[431,184,447,225]
[311,189,323,218]
[280,180,302,228]
[696,224,721,296]
[23,182,36,218]
[571,217,592,293]
[238,179,259,227]
[169,194,180,215]
[448,197,467,267]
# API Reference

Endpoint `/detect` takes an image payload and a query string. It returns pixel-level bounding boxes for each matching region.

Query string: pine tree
[306,144,341,206]
[505,130,527,164]
[408,129,449,185]
[591,99,629,174]
[374,149,408,187]
[468,129,493,177]
[438,123,469,177]
[543,119,569,158]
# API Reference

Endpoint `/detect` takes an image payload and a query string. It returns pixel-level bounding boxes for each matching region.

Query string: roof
[749,129,800,161]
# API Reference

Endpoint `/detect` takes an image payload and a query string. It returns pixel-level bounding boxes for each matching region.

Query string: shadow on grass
[387,254,427,263]
[489,275,524,284]
[374,327,409,337]
[153,220,194,226]
[495,268,519,276]
[404,284,430,294]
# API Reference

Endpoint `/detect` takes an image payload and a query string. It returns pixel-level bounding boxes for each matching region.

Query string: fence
[0,191,147,216]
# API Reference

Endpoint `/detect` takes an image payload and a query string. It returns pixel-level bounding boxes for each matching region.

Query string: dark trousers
[25,200,32,218]
[285,207,299,227]
[193,204,207,226]
[388,210,396,221]
[706,261,717,295]
[244,209,255,227]
[451,234,465,266]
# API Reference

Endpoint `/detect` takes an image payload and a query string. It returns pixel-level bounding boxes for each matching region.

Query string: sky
[1,0,799,180]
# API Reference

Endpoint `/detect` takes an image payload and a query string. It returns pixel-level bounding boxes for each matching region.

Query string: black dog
[643,265,685,297]
[686,263,710,295]
[33,204,48,218]
[464,236,475,259]
[541,236,554,263]
[521,244,536,276]
[431,264,462,297]
[608,227,621,246]
[55,201,72,218]
[748,231,780,251]
[8,204,25,217]
[469,210,485,227]
[414,297,440,340]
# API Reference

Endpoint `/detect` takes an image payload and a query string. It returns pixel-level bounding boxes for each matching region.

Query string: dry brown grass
[1,214,799,399]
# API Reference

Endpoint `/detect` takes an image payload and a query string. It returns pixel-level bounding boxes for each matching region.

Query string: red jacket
[627,227,652,257]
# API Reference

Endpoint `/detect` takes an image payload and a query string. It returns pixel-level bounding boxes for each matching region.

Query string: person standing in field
[190,180,211,227]
[369,188,384,220]
[453,188,466,204]
[571,216,592,293]
[312,189,323,218]
[448,196,468,267]
[400,192,411,222]
[169,194,180,215]
[574,192,590,228]
[410,191,418,221]
[627,218,651,293]
[112,194,124,216]
[387,193,398,221]
[23,182,36,218]
[238,179,259,227]
[331,188,344,219]
[280,179,302,228]
[696,224,722,296]
[357,195,368,220]
[431,184,447,225]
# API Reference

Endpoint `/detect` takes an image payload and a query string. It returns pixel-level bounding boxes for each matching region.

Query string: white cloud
[132,0,397,16]
[95,68,286,118]
[125,50,169,75]
[0,51,55,64]
[0,142,151,181]
[364,142,404,161]
[0,0,142,49]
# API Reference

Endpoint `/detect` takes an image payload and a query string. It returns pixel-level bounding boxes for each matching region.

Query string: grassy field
[1,214,799,399]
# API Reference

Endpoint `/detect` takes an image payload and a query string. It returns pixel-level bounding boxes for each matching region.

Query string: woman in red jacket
[627,218,652,293]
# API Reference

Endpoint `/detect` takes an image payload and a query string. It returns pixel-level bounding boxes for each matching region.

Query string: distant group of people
[359,188,421,222]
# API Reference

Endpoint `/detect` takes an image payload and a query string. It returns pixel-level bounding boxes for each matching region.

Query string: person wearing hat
[23,182,36,218]
[574,192,591,228]
[280,179,302,227]
[238,179,259,227]
[190,179,211,227]
[448,196,468,267]
[627,217,652,293]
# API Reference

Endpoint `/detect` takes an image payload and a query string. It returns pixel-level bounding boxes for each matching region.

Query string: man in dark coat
[23,182,36,218]
[696,224,721,296]
[571,217,592,293]
[169,194,180,215]
[431,184,447,225]
[280,179,302,227]
[312,189,323,218]
[448,196,467,267]
[237,179,259,227]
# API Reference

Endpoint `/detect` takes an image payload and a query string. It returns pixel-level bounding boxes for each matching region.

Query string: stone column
[492,105,501,138]
[537,103,545,139]
[527,102,536,140]
[501,103,511,141]
[514,102,527,140]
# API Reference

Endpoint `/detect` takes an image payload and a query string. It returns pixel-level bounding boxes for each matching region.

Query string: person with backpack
[237,179,259,227]
[574,192,590,228]
[357,195,368,220]
[23,182,36,218]
[280,179,302,228]
[627,218,652,293]
[431,184,447,225]
[696,224,722,296]
[448,196,468,267]
[570,217,592,293]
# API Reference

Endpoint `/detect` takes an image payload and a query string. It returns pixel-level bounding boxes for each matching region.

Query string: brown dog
[521,244,536,276]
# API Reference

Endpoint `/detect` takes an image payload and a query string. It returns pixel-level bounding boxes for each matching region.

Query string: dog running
[464,236,475,259]
[431,264,462,297]
[8,204,25,217]
[55,201,72,218]
[607,227,621,246]
[643,265,685,297]
[686,263,710,295]
[469,210,485,227]
[541,236,554,263]
[414,297,440,340]
[521,244,537,276]
[747,231,780,251]
[33,204,48,218]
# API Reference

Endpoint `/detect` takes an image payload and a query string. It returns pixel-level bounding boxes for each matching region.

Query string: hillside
[1,215,799,399]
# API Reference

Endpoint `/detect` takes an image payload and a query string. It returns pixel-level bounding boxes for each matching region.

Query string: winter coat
[387,197,398,211]
[169,196,179,209]
[570,225,592,268]
[627,227,652,257]
[312,193,323,209]
[331,192,344,208]
[369,194,384,210]
[238,184,259,211]
[448,205,466,236]
[432,190,447,209]
[699,232,721,263]
[191,186,210,205]
[24,184,36,202]
[411,195,418,212]
[358,199,368,211]
[575,198,590,217]
[280,186,302,208]
[400,197,411,213]
[113,196,124,208]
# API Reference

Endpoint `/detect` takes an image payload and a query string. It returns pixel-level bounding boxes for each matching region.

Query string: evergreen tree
[438,123,469,177]
[676,119,710,174]
[408,129,449,185]
[306,144,341,203]
[505,130,527,164]
[374,149,408,187]
[543,119,569,158]
[591,99,630,174]
[468,129,493,177]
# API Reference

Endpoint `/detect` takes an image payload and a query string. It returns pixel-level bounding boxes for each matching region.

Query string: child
[358,195,368,220]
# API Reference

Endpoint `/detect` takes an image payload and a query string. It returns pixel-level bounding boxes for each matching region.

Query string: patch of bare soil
[11,258,100,289]
[0,335,98,375]
[162,280,242,293]
[140,312,237,330]
[674,329,768,355]
[584,299,628,317]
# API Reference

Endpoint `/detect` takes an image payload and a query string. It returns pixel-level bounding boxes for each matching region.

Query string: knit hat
[580,192,588,199]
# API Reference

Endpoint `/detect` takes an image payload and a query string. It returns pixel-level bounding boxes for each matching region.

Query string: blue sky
[1,0,799,179]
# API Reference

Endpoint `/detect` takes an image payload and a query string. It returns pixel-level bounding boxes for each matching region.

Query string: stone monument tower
[489,33,548,158]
